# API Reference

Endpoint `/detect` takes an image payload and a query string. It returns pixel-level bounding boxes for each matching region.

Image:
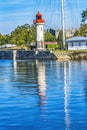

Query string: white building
[49,28,76,39]
[66,36,87,50]
[33,12,45,50]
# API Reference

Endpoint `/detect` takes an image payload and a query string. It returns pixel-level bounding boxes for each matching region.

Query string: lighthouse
[33,12,45,50]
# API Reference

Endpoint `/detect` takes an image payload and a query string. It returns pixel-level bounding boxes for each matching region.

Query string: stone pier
[0,50,56,60]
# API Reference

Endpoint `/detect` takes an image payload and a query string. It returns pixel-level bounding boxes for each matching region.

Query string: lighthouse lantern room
[33,12,45,50]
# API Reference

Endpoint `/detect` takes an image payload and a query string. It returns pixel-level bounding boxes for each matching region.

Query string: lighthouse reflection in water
[36,60,46,107]
[0,60,87,129]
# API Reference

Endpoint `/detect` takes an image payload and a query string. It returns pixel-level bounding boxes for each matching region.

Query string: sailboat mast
[61,0,65,49]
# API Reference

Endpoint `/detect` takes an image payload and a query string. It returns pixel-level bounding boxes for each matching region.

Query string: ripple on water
[0,60,87,129]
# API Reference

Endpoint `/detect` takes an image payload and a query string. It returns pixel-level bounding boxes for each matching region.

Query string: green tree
[80,24,87,36]
[24,25,36,49]
[74,24,87,36]
[81,9,87,23]
[0,33,6,45]
[74,29,80,36]
[10,24,36,49]
[58,30,63,49]
[4,34,11,44]
[44,30,56,42]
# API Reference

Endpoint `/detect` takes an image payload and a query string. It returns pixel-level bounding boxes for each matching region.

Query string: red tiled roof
[45,42,57,45]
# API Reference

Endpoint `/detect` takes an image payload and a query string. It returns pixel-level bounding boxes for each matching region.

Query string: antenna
[61,0,66,49]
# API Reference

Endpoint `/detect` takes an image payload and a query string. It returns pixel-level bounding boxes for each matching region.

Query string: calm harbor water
[0,60,87,130]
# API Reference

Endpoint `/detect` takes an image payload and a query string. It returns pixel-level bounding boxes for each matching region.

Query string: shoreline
[0,50,87,60]
[53,50,87,60]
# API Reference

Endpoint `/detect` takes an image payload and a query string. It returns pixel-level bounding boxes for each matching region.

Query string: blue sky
[0,0,87,34]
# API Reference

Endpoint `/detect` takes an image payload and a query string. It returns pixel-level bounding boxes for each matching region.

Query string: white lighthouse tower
[33,12,45,50]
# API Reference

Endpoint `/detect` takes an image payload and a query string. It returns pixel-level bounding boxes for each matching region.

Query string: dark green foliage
[74,30,80,36]
[44,30,58,49]
[10,24,36,49]
[44,30,56,42]
[74,24,87,36]
[0,24,36,49]
[0,33,11,45]
[81,9,87,23]
[0,24,57,49]
[58,30,63,49]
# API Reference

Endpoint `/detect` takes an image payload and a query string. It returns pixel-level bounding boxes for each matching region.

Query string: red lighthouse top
[33,12,45,24]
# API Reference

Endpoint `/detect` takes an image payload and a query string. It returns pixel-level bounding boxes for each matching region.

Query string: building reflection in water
[12,59,72,128]
[13,60,17,75]
[36,60,46,107]
[64,61,71,130]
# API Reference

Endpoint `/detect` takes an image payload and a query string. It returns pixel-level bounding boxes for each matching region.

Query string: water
[0,60,87,130]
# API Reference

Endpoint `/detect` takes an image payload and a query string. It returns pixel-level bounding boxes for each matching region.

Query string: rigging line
[77,0,80,27]
[51,0,59,28]
[49,0,52,28]
[71,0,79,28]
[51,0,56,28]
[43,0,51,20]
[35,0,41,12]
[41,0,44,12]
[40,0,49,27]
[64,0,68,28]
[29,0,38,23]
[42,0,46,14]
[56,0,61,29]
[73,0,79,27]
[32,0,38,12]
[64,0,71,29]
[53,0,58,29]
[71,0,78,28]
[44,0,52,29]
[30,0,41,22]
[65,0,74,28]
[44,24,51,29]
[42,0,48,14]
[51,0,57,28]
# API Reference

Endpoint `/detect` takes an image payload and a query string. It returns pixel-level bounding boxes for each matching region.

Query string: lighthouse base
[36,41,45,50]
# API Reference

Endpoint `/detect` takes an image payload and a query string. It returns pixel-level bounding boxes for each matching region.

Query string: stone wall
[16,50,56,60]
[0,50,56,60]
[0,51,13,59]
[0,50,87,60]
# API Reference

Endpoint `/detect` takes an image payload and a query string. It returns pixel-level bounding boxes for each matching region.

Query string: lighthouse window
[37,16,41,19]
[41,27,42,31]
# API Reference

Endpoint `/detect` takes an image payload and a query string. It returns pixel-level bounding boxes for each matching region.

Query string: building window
[86,43,87,47]
[79,42,81,46]
[71,42,73,47]
[41,27,42,31]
